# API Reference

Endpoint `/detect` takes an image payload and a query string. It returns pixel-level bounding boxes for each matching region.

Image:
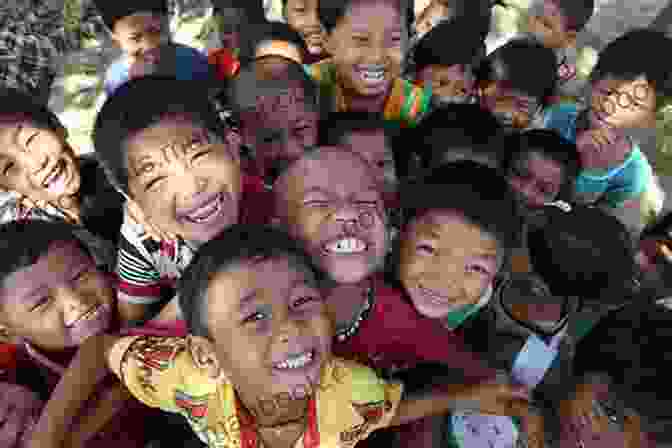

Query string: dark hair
[0,220,104,293]
[178,224,324,339]
[238,21,308,67]
[93,0,168,32]
[475,38,558,107]
[589,29,672,111]
[573,302,672,441]
[318,111,390,146]
[527,204,641,305]
[642,210,672,240]
[318,0,404,34]
[93,76,230,195]
[554,0,595,31]
[398,104,505,172]
[0,88,65,135]
[413,19,485,73]
[400,160,523,264]
[502,129,581,199]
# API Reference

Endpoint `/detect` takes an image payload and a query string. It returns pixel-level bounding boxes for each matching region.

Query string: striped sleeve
[116,233,164,305]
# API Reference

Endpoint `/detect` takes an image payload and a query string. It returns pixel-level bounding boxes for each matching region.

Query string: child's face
[254,84,319,177]
[480,82,540,129]
[342,129,397,193]
[197,257,332,423]
[399,210,500,319]
[324,0,403,98]
[418,64,474,104]
[285,0,327,55]
[527,0,577,50]
[589,76,657,130]
[124,116,242,244]
[0,241,115,353]
[275,148,389,284]
[507,151,565,209]
[559,375,650,448]
[0,116,80,204]
[111,12,169,63]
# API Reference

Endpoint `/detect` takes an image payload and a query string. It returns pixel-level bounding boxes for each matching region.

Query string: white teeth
[274,351,314,370]
[359,66,385,82]
[325,238,367,254]
[187,195,222,223]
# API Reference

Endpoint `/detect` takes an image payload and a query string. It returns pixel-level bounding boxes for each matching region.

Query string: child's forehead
[289,148,378,188]
[412,209,495,239]
[125,116,208,155]
[340,0,402,29]
[115,12,164,31]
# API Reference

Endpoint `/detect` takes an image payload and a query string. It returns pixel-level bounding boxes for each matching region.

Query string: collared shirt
[0,0,68,102]
[109,335,404,448]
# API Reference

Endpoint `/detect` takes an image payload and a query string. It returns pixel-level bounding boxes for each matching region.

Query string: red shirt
[333,276,495,382]
[208,48,240,81]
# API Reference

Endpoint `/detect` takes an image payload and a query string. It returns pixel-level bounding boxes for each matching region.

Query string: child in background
[502,129,581,211]
[400,104,505,175]
[637,211,672,297]
[307,0,431,128]
[281,0,328,63]
[318,112,399,195]
[476,37,558,131]
[96,0,212,96]
[411,19,485,106]
[0,220,159,447]
[526,0,596,101]
[238,21,308,80]
[559,301,672,447]
[542,29,672,235]
[0,88,124,246]
[92,76,267,325]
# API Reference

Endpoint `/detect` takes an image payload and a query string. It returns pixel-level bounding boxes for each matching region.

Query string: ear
[187,335,227,382]
[323,31,337,57]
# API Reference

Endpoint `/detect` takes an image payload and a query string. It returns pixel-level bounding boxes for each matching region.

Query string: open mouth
[322,237,369,254]
[41,159,67,190]
[183,193,225,224]
[356,65,386,85]
[273,349,316,370]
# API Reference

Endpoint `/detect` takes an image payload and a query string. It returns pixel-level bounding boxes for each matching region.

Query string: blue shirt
[104,43,212,96]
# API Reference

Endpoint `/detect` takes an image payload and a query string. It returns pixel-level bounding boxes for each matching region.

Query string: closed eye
[293,295,321,308]
[467,264,490,275]
[145,176,167,191]
[191,150,211,162]
[30,296,50,312]
[416,244,435,255]
[304,200,329,207]
[2,162,14,176]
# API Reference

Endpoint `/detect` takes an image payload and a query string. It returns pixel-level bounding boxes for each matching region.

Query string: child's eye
[72,268,93,283]
[293,295,321,308]
[243,311,268,324]
[416,244,435,255]
[145,176,167,191]
[467,264,489,275]
[292,7,306,13]
[355,200,378,207]
[352,36,369,45]
[191,151,211,162]
[304,199,329,207]
[30,296,50,312]
[2,162,15,176]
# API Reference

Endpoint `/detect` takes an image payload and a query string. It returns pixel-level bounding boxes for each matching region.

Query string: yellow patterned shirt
[108,336,403,448]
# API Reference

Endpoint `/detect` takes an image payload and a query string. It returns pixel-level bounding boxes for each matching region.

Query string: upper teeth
[43,163,62,187]
[187,195,221,222]
[360,66,385,81]
[325,238,367,253]
[275,351,313,370]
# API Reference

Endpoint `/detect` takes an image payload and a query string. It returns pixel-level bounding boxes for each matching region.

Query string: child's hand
[453,377,531,416]
[125,201,176,242]
[0,382,43,448]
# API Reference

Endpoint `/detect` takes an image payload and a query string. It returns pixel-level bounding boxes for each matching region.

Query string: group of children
[1,0,672,447]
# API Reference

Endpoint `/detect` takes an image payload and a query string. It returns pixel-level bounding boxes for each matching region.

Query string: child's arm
[24,333,120,448]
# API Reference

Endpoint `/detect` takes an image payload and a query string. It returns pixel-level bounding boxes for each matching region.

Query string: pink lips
[177,192,222,220]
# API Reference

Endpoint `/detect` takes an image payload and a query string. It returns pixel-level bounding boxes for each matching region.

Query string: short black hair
[589,29,672,111]
[527,204,641,305]
[93,76,230,195]
[0,88,65,135]
[319,0,404,34]
[238,21,308,67]
[399,104,505,172]
[93,0,168,32]
[475,37,558,107]
[318,111,390,146]
[400,160,523,265]
[573,302,672,441]
[413,19,486,73]
[178,224,324,339]
[0,220,109,294]
[555,0,595,31]
[502,129,581,199]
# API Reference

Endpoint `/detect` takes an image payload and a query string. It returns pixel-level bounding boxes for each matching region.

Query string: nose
[55,286,91,326]
[273,311,302,343]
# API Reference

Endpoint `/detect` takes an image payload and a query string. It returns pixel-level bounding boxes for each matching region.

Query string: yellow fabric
[109,336,403,448]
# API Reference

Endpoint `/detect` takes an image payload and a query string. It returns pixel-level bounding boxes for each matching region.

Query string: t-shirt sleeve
[542,103,579,142]
[602,145,652,208]
[108,336,190,413]
[116,231,164,305]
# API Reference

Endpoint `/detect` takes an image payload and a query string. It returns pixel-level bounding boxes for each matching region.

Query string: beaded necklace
[334,282,375,343]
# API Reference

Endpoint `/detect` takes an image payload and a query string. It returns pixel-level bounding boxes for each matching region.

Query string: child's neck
[339,79,390,113]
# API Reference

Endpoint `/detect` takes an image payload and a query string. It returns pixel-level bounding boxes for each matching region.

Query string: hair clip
[544,200,572,212]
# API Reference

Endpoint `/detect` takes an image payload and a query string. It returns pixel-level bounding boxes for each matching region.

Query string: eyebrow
[418,225,500,257]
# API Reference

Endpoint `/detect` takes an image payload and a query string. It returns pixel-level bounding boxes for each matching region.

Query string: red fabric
[241,174,274,226]
[332,276,496,382]
[208,48,240,81]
